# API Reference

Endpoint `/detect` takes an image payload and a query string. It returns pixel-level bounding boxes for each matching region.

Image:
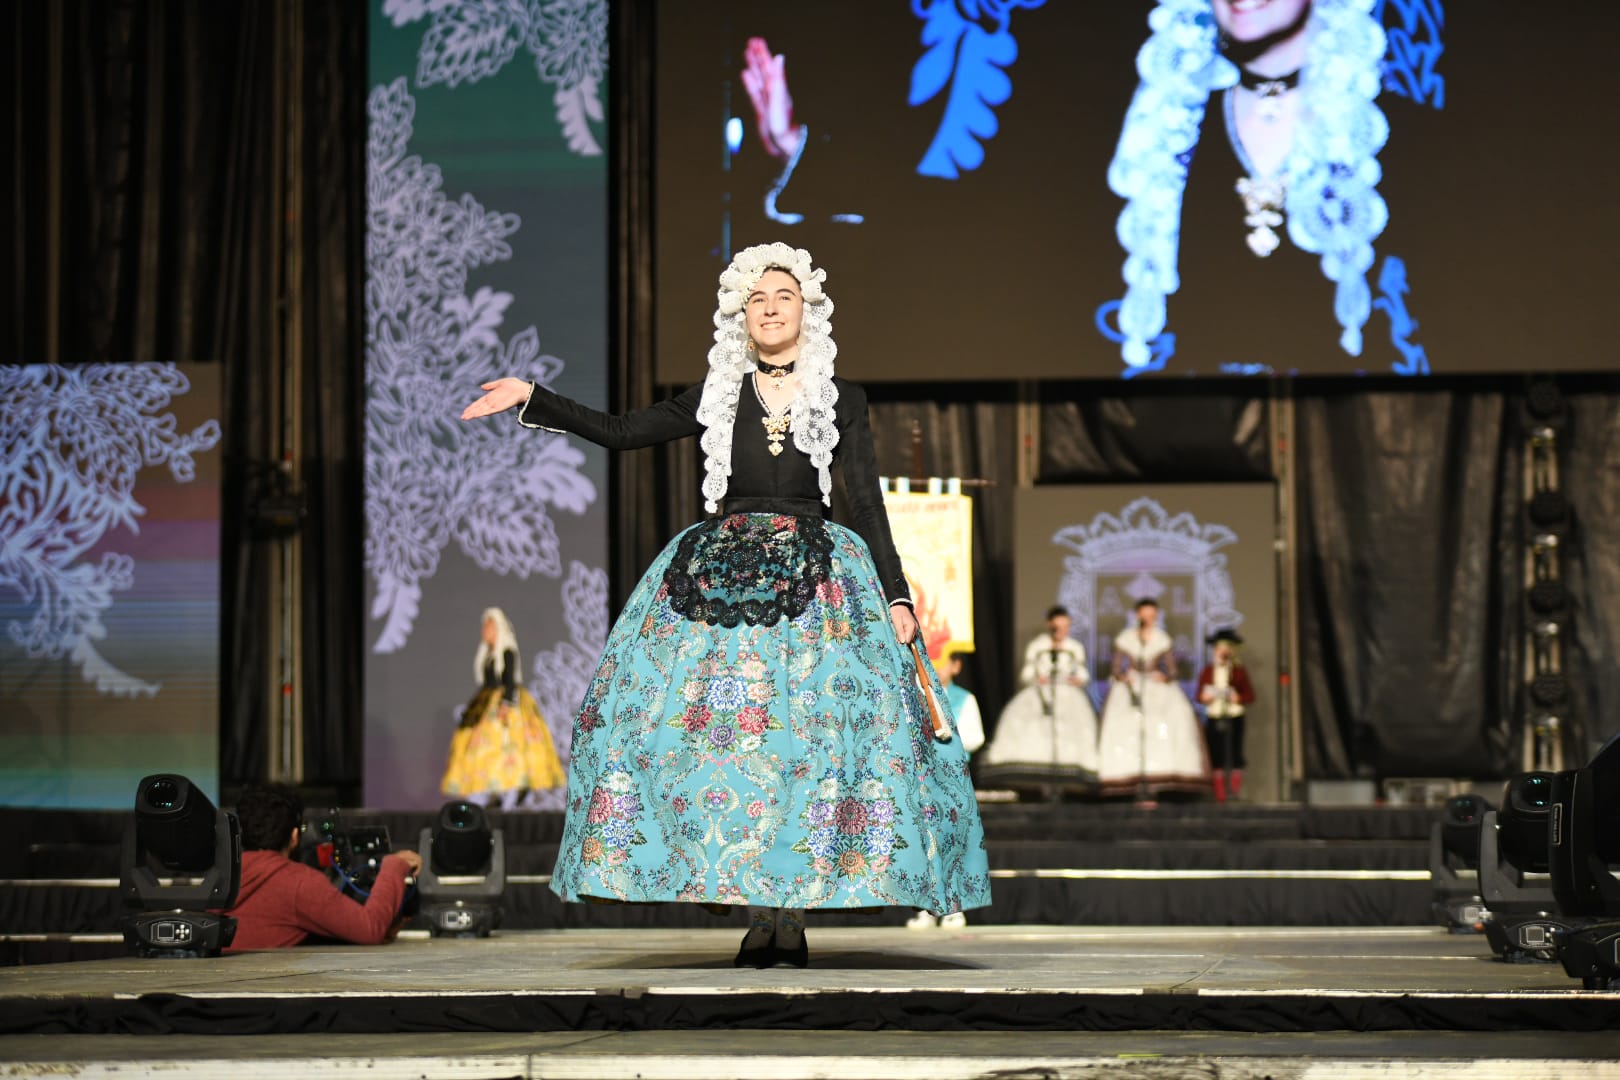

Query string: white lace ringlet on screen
[1108,0,1389,369]
[697,242,839,513]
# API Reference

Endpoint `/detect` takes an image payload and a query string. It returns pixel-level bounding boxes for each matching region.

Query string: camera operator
[218,784,420,951]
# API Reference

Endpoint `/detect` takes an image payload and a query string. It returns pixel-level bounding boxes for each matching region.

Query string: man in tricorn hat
[1197,628,1256,802]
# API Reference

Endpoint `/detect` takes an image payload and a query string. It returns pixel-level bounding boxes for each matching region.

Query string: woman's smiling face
[745,269,803,353]
[1212,0,1312,44]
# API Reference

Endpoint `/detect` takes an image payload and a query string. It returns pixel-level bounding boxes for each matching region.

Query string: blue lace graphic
[1373,0,1445,108]
[909,0,1046,179]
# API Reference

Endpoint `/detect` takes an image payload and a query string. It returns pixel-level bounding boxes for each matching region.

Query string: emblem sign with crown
[1050,497,1245,700]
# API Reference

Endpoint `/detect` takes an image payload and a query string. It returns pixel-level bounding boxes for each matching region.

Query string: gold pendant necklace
[753,375,791,456]
[1226,88,1287,258]
[1236,175,1286,258]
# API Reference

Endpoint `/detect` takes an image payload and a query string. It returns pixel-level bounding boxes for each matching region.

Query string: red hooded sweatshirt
[219,849,409,951]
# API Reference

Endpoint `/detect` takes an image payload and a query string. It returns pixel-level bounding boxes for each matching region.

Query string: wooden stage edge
[3,926,1618,1036]
[4,1030,1620,1080]
[4,927,1620,1078]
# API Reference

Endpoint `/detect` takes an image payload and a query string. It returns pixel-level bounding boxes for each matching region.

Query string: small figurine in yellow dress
[441,607,567,808]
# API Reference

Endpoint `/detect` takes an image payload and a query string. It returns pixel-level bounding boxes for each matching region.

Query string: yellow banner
[882,492,974,662]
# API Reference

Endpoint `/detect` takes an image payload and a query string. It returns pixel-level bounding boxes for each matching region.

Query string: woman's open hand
[460,378,532,421]
[741,37,803,161]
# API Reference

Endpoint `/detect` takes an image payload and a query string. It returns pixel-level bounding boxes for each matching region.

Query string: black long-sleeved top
[518,377,912,607]
[483,648,518,705]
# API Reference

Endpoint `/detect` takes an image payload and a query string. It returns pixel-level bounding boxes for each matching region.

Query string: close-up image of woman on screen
[1100,0,1441,377]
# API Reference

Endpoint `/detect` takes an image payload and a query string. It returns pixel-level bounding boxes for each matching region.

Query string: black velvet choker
[756,358,796,379]
[1237,67,1301,95]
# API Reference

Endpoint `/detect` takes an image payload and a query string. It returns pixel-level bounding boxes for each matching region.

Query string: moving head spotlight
[1430,793,1492,933]
[119,774,242,957]
[417,800,506,938]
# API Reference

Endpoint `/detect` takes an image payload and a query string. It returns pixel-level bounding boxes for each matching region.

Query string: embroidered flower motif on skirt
[576,769,648,867]
[550,515,991,913]
[793,769,911,879]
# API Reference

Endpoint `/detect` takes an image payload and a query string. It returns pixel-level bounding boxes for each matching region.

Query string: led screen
[0,364,221,808]
[655,1,1619,381]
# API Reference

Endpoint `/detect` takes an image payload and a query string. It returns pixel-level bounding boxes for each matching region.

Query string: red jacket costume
[218,849,409,951]
[1195,662,1255,716]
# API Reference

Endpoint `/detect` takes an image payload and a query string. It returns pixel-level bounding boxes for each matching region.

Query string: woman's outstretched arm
[461,377,703,450]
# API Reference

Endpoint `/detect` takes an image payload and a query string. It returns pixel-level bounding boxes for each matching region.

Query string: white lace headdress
[1107,0,1389,370]
[473,606,521,684]
[698,242,839,513]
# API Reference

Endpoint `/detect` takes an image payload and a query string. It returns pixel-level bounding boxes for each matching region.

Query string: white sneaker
[939,912,968,930]
[905,910,939,930]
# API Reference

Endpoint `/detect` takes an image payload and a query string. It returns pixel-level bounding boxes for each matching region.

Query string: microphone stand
[1134,645,1156,809]
[1045,646,1061,803]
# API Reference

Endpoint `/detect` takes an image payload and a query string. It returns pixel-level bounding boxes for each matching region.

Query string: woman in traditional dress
[980,606,1100,792]
[1096,598,1211,796]
[440,607,568,809]
[460,242,989,967]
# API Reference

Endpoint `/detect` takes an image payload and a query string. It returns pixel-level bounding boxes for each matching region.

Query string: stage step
[0,804,1443,947]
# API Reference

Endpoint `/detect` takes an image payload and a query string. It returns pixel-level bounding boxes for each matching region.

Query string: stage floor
[3,926,1618,1078]
[4,925,1617,1027]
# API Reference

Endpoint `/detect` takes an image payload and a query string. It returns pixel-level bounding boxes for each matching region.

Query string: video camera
[303,809,418,917]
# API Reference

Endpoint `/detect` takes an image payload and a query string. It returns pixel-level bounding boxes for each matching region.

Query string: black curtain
[10,1,367,794]
[1037,381,1274,483]
[281,1,367,792]
[1295,379,1620,779]
[1294,385,1523,778]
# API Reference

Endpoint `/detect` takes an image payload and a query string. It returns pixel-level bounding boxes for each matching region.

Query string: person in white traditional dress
[980,606,1100,792]
[1097,598,1211,797]
[908,650,983,930]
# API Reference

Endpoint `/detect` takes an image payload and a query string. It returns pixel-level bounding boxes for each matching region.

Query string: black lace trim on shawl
[663,514,834,628]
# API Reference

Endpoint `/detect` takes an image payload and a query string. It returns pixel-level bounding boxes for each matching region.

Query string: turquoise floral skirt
[550,513,991,914]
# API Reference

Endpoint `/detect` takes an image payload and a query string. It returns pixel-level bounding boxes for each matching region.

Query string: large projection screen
[364,2,611,810]
[655,1,1620,382]
[0,364,222,808]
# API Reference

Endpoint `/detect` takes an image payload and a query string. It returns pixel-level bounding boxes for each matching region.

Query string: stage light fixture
[1528,490,1569,529]
[1528,713,1566,773]
[1440,794,1492,866]
[416,800,506,938]
[1481,772,1583,963]
[1499,772,1556,873]
[1528,580,1571,616]
[119,774,242,958]
[1429,793,1492,933]
[1530,674,1569,710]
[1525,379,1565,421]
[1550,732,1620,918]
[1553,922,1620,990]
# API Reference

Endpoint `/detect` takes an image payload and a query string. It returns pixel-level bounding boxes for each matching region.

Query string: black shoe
[734,930,777,968]
[772,931,809,969]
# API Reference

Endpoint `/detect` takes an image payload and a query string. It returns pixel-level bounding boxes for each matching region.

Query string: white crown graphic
[1049,497,1243,665]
